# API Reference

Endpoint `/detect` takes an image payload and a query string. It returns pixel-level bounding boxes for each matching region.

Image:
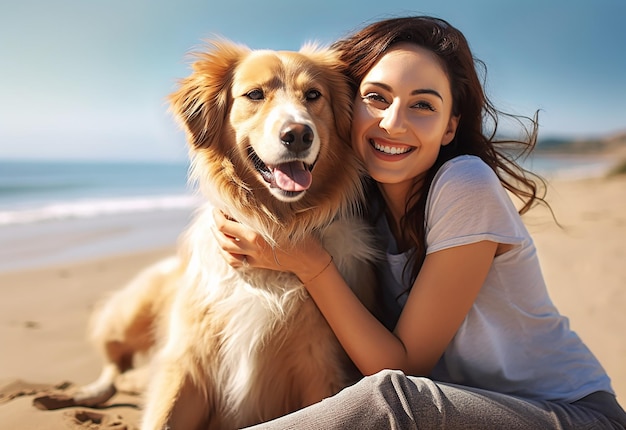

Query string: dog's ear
[326,57,354,149]
[299,44,354,146]
[169,40,250,148]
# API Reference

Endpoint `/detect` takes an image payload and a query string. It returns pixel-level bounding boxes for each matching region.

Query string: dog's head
[170,40,363,241]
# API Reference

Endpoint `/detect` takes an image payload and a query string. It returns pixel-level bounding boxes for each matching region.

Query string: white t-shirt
[375,155,613,402]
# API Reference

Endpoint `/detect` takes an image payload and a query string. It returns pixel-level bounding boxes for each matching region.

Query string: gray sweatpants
[244,370,626,429]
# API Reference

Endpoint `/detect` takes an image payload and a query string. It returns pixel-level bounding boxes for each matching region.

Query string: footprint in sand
[63,410,130,429]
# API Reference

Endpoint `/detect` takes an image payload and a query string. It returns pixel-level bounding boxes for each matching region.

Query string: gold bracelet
[303,256,333,284]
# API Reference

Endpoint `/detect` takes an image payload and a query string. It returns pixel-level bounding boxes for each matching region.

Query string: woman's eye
[305,89,321,101]
[363,92,388,104]
[246,89,264,100]
[413,101,436,111]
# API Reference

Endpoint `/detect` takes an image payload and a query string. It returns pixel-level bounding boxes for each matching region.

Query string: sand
[0,248,175,429]
[0,175,625,429]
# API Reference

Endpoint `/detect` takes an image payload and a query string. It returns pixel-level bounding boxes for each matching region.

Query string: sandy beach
[0,174,625,429]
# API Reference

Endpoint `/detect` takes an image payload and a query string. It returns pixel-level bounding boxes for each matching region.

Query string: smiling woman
[351,43,459,204]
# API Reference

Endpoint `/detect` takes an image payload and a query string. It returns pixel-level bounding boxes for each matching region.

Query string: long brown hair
[332,16,549,285]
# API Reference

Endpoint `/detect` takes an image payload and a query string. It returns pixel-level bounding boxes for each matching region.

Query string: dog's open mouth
[249,148,314,194]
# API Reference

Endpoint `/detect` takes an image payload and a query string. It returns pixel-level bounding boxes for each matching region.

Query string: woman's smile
[369,139,415,159]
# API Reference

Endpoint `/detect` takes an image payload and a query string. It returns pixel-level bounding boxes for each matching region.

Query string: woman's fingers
[212,208,268,269]
[211,219,242,253]
[213,209,259,246]
[211,209,247,267]
[213,208,241,239]
[210,226,245,268]
[212,208,297,272]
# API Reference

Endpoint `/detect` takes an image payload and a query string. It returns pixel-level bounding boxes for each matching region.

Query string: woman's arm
[304,240,497,376]
[213,209,497,376]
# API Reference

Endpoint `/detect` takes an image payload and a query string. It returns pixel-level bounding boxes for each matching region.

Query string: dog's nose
[280,123,314,153]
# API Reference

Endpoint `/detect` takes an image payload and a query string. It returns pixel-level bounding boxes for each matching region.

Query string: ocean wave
[0,194,202,226]
[520,155,616,180]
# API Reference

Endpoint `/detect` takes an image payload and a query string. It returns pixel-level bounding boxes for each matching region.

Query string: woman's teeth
[373,141,412,155]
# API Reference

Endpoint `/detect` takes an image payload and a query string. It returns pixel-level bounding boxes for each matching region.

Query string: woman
[213,16,626,428]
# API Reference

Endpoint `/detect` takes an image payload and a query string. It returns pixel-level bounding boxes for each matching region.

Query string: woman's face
[351,43,459,193]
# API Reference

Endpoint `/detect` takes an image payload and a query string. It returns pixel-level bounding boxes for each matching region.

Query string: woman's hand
[211,208,277,271]
[211,209,330,280]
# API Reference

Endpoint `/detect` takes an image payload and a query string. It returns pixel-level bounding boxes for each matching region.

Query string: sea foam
[0,194,201,226]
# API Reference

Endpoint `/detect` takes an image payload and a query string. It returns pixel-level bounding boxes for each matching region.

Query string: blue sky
[0,0,624,161]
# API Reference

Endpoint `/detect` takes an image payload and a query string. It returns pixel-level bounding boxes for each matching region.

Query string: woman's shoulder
[432,155,500,193]
[437,154,493,176]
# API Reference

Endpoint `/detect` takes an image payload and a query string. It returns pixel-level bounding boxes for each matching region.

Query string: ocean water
[0,160,199,224]
[0,155,615,223]
[0,160,200,272]
[0,156,615,273]
[520,153,617,181]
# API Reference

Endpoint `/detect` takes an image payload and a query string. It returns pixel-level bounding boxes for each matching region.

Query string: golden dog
[72,40,379,429]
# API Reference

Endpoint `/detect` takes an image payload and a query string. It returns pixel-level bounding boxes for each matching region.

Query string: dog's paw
[72,383,117,406]
[33,381,117,409]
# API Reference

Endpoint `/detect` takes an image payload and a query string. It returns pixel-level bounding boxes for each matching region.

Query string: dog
[70,40,379,429]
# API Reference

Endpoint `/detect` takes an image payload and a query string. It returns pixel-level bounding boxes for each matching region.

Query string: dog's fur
[73,40,379,429]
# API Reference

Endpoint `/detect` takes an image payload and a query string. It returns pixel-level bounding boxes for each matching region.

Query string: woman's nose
[379,101,406,134]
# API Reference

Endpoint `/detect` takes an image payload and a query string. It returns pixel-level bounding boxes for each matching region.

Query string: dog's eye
[246,89,264,100]
[305,89,321,101]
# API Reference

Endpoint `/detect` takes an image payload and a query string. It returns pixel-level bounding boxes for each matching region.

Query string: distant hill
[535,130,626,154]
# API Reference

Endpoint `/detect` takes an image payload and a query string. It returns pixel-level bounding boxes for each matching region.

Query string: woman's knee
[367,369,437,399]
[360,370,444,427]
[368,370,466,428]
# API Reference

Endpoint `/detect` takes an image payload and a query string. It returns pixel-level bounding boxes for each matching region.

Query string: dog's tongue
[272,161,312,191]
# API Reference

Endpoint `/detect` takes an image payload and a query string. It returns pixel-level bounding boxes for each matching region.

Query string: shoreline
[526,151,622,181]
[0,208,193,273]
[0,174,624,428]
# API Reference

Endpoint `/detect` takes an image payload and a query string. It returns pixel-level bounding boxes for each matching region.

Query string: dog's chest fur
[169,209,374,425]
